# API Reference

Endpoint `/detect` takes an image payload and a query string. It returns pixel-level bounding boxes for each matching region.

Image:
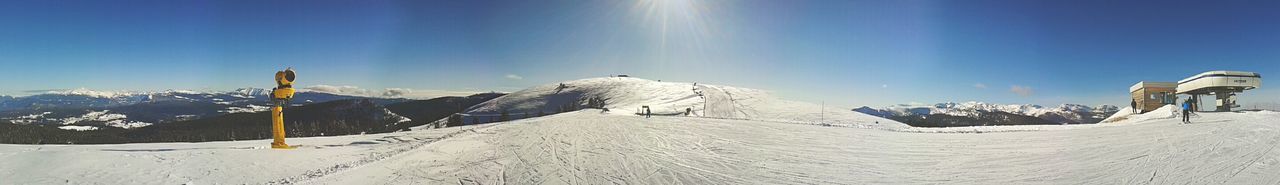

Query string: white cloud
[973,83,988,89]
[405,89,481,99]
[303,85,369,95]
[297,85,483,99]
[1010,85,1034,97]
[382,88,411,97]
[881,84,888,88]
[505,74,523,80]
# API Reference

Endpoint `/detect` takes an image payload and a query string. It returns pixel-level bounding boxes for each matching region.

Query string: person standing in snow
[1181,99,1192,123]
[645,107,651,118]
[1131,99,1138,113]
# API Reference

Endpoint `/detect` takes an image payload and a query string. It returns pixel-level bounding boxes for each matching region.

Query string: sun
[632,0,722,64]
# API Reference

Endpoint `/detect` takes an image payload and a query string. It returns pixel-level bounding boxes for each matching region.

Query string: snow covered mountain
[0,93,503,144]
[853,102,1119,127]
[0,88,409,129]
[462,77,907,129]
[3,88,403,110]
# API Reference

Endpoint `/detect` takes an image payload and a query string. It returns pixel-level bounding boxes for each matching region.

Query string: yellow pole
[271,105,289,148]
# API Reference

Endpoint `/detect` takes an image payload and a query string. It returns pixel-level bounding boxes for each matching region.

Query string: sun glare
[632,0,723,70]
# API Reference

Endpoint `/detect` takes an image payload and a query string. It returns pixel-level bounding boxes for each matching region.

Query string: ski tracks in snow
[696,85,755,119]
[265,123,505,185]
[294,111,1280,185]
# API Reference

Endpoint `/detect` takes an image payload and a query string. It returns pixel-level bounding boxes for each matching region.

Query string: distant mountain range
[853,102,1119,127]
[0,90,504,144]
[0,88,405,111]
[0,88,409,127]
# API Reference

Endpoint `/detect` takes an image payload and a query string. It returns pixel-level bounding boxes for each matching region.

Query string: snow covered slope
[321,110,1280,184]
[3,109,1280,184]
[0,124,491,184]
[464,77,907,129]
[1102,105,1179,123]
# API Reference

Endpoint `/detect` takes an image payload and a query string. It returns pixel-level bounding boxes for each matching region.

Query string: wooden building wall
[1131,86,1176,113]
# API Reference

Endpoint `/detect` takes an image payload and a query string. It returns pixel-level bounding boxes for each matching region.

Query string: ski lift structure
[1176,71,1262,112]
[1129,71,1261,113]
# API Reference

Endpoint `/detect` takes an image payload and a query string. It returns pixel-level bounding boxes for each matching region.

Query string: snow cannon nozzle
[275,68,296,87]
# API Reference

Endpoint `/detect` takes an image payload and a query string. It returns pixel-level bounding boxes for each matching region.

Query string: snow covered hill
[1101,105,1179,124]
[4,109,1278,184]
[463,77,907,129]
[854,102,1119,125]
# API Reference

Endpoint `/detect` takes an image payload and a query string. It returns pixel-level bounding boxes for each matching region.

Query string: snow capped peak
[857,101,1121,124]
[160,89,202,94]
[28,88,276,98]
[46,88,142,98]
[1050,104,1092,112]
[39,88,212,98]
[1093,105,1119,112]
[931,101,1045,114]
[231,87,271,96]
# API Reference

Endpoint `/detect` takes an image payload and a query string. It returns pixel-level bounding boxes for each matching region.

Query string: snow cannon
[271,68,297,149]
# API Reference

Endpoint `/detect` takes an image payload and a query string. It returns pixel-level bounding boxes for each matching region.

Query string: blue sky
[1,0,1277,108]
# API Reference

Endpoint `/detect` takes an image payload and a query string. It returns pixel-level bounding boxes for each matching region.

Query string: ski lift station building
[1130,71,1261,113]
[1130,81,1178,113]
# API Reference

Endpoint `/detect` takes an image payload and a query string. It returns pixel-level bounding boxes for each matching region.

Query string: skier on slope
[1181,99,1193,124]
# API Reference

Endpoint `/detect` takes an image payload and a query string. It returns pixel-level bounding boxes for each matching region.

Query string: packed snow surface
[1102,105,1180,124]
[1103,106,1139,122]
[4,109,1279,184]
[465,77,907,129]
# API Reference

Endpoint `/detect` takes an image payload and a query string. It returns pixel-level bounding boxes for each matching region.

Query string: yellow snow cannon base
[271,105,292,149]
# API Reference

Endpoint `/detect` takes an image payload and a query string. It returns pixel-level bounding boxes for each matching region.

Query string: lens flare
[632,0,723,70]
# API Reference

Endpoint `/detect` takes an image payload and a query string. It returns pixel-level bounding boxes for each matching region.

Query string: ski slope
[0,125,498,185]
[463,77,907,129]
[312,110,1280,184]
[5,109,1277,184]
